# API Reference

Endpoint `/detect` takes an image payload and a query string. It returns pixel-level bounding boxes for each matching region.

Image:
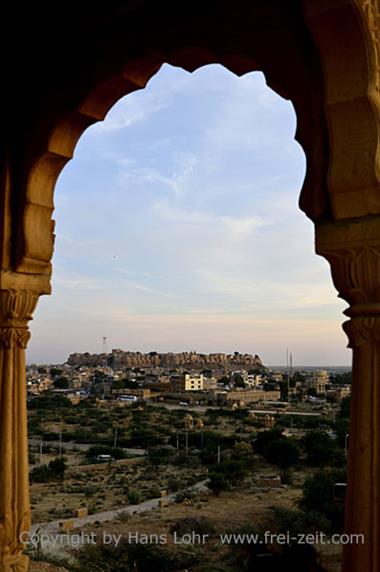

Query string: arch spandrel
[303,0,380,219]
[5,0,379,286]
[10,0,331,281]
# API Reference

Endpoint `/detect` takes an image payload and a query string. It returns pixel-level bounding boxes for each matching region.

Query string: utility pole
[286,348,290,404]
[59,432,62,458]
[113,428,118,448]
[176,431,179,450]
[217,445,221,464]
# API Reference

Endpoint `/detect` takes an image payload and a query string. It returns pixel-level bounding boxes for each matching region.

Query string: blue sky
[26,64,351,366]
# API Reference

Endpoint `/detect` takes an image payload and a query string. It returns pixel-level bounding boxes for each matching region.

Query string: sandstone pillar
[0,289,39,572]
[316,217,380,572]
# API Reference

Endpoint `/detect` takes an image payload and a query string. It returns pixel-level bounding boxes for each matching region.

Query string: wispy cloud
[29,63,349,365]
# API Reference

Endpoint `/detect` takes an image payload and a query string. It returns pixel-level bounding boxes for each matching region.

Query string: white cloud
[30,64,348,365]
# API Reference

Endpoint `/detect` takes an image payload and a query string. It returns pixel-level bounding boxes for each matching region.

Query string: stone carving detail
[0,289,39,571]
[320,244,380,350]
[0,290,38,349]
[355,0,380,92]
[320,245,380,308]
[343,315,380,347]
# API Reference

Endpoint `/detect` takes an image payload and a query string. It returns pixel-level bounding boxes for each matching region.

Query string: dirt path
[27,481,208,561]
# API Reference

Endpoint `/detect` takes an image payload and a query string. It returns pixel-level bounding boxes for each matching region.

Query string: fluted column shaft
[342,316,380,571]
[316,219,380,572]
[0,290,38,572]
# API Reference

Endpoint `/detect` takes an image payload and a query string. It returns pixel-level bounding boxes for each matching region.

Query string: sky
[26,63,351,366]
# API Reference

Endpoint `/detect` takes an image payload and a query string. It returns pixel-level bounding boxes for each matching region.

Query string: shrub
[168,478,180,492]
[303,430,341,467]
[74,541,199,572]
[28,394,72,409]
[299,468,346,532]
[30,458,67,482]
[170,516,216,537]
[30,465,51,483]
[208,472,229,496]
[127,490,143,504]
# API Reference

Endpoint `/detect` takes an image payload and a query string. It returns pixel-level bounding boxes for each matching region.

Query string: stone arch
[12,1,378,283]
[1,2,380,571]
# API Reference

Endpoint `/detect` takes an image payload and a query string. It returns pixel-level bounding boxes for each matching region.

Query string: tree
[53,376,69,389]
[252,428,284,456]
[48,457,67,480]
[112,378,138,390]
[291,371,306,383]
[208,472,229,496]
[303,430,344,467]
[279,381,288,400]
[263,439,300,483]
[330,371,352,385]
[28,394,72,409]
[50,367,63,377]
[339,396,351,419]
[148,446,175,471]
[299,469,346,532]
[30,457,67,483]
[212,459,250,485]
[233,374,245,388]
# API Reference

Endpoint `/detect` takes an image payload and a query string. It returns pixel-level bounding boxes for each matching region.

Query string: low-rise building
[308,370,330,394]
[170,373,204,392]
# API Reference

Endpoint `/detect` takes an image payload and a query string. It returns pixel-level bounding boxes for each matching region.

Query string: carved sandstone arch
[0,1,379,571]
[9,0,379,280]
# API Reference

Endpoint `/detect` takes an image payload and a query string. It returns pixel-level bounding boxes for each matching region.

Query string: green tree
[148,446,175,471]
[53,376,69,389]
[213,459,250,485]
[50,367,63,377]
[208,472,229,496]
[299,469,346,532]
[303,430,341,467]
[28,394,72,409]
[263,439,300,483]
[252,428,284,456]
[48,457,67,480]
[339,396,351,419]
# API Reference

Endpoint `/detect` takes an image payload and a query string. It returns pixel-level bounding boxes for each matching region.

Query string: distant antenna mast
[289,351,293,404]
[102,336,108,369]
[286,348,290,404]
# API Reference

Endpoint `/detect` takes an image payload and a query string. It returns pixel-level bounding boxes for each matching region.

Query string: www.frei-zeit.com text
[20,530,365,548]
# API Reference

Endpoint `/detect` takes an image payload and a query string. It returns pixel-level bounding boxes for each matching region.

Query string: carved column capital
[319,244,380,313]
[343,316,380,348]
[316,217,380,351]
[0,290,39,349]
[316,217,380,312]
